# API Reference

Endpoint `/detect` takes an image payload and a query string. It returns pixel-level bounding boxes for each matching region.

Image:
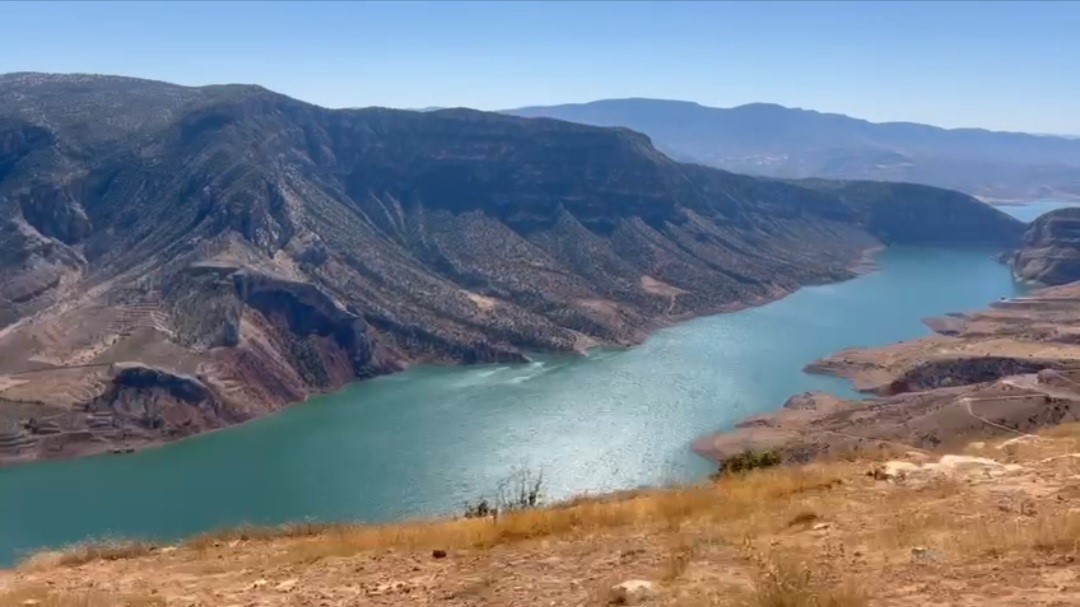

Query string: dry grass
[13,462,847,571]
[183,521,338,551]
[748,552,867,607]
[7,427,1080,607]
[275,464,846,563]
[658,534,697,583]
[0,587,163,607]
[20,539,160,570]
[953,510,1080,558]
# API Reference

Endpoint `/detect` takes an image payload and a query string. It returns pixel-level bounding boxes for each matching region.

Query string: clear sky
[2,1,1077,134]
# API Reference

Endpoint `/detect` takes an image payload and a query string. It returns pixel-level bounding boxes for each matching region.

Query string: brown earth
[696,282,1080,464]
[2,425,1079,606]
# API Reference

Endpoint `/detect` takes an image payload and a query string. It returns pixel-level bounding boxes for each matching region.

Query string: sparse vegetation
[714,449,782,477]
[464,468,545,519]
[748,551,867,607]
[9,428,1080,606]
[30,539,160,569]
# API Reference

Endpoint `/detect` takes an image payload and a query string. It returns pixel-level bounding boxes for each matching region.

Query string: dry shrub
[28,539,160,568]
[659,535,697,583]
[954,510,1080,558]
[748,552,867,607]
[184,521,339,551]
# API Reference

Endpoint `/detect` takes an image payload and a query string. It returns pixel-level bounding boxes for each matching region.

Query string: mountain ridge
[506,98,1080,201]
[0,73,1024,463]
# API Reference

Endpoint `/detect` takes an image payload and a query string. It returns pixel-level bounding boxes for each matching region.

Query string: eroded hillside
[0,73,1024,463]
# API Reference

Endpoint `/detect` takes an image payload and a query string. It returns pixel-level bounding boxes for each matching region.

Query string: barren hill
[0,73,1024,463]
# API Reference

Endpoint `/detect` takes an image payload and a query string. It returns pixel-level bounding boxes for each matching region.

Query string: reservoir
[0,245,1026,565]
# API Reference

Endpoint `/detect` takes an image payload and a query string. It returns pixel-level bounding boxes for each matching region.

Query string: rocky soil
[3,425,1079,606]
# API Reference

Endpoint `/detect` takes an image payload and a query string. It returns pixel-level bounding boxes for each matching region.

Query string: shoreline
[1,245,888,469]
[692,279,1080,465]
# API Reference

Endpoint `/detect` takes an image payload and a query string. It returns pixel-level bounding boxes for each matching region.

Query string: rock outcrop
[0,73,1025,463]
[697,282,1080,464]
[1011,207,1080,285]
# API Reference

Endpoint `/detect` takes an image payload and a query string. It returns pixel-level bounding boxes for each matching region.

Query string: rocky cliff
[1011,207,1080,285]
[0,73,1025,463]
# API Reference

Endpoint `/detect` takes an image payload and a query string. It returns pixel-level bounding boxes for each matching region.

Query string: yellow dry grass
[951,510,1080,558]
[7,426,1080,607]
[747,551,868,607]
[0,586,162,607]
[275,464,846,564]
[22,463,844,572]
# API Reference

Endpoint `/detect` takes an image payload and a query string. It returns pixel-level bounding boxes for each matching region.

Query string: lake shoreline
[1,246,1027,568]
[691,276,1080,466]
[1,244,887,469]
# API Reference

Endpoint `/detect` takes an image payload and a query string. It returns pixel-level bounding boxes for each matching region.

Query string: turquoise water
[0,246,1024,565]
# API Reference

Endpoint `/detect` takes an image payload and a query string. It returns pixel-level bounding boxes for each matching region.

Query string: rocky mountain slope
[0,73,1024,463]
[507,98,1080,202]
[1011,207,1080,285]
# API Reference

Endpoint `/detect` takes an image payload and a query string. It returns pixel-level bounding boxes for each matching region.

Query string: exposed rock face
[0,73,1025,463]
[1011,207,1080,285]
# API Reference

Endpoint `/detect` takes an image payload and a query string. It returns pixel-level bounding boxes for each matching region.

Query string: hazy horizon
[3,1,1079,134]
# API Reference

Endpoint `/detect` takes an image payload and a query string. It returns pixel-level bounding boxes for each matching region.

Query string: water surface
[0,246,1025,565]
[992,198,1078,223]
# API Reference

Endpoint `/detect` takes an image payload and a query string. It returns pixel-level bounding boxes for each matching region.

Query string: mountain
[506,99,1080,202]
[1011,207,1080,285]
[0,73,1023,463]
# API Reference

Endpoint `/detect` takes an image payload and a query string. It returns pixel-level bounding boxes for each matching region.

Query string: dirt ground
[3,426,1079,607]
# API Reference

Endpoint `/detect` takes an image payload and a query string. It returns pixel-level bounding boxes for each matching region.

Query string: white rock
[874,461,921,480]
[997,435,1039,450]
[275,578,298,592]
[936,455,1004,471]
[609,579,657,605]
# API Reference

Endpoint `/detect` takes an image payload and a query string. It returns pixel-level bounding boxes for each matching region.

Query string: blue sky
[2,1,1078,134]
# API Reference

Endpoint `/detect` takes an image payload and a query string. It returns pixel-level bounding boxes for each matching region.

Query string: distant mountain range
[507,99,1080,202]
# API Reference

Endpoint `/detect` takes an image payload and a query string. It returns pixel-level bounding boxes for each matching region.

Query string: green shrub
[714,449,782,478]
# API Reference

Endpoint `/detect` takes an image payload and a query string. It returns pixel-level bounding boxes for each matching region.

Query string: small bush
[750,552,867,607]
[464,468,544,519]
[50,539,158,568]
[714,450,782,478]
